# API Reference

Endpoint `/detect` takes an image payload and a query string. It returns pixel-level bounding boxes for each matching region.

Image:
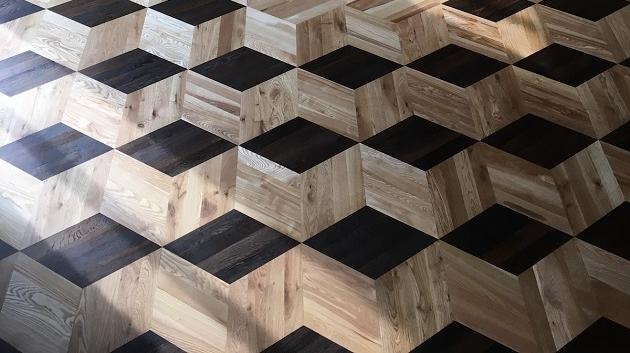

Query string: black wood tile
[0,123,111,180]
[0,51,73,97]
[362,115,476,170]
[23,214,159,288]
[118,120,235,177]
[578,202,630,261]
[305,207,436,279]
[0,0,42,25]
[165,210,298,284]
[262,326,351,353]
[411,322,515,353]
[151,0,244,26]
[80,49,185,94]
[112,331,185,353]
[444,0,533,22]
[540,0,628,22]
[0,337,20,353]
[557,317,630,353]
[0,239,16,261]
[191,47,294,91]
[483,114,595,169]
[407,44,508,88]
[514,44,615,87]
[441,204,571,275]
[299,46,401,89]
[602,121,630,152]
[50,0,144,27]
[622,58,630,67]
[240,117,356,173]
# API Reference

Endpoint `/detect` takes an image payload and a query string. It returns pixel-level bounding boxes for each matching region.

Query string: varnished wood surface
[0,0,629,352]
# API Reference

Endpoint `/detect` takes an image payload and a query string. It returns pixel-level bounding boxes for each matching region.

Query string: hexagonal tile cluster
[0,0,630,352]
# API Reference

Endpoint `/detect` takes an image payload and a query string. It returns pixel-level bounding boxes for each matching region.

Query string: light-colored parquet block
[602,142,630,202]
[514,64,630,139]
[244,0,347,65]
[101,149,236,246]
[538,4,630,63]
[139,7,245,69]
[345,0,449,64]
[0,73,73,148]
[405,65,523,140]
[443,4,550,63]
[299,68,410,141]
[62,71,185,148]
[0,151,112,250]
[235,145,364,242]
[0,9,41,61]
[31,9,145,70]
[151,247,302,353]
[183,69,298,145]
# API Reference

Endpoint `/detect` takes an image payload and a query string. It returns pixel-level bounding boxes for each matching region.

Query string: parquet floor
[0,0,629,352]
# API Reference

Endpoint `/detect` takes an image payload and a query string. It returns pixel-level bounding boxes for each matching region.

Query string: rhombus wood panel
[0,0,629,352]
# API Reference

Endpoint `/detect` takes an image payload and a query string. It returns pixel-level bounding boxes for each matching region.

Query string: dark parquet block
[50,0,144,27]
[0,337,20,353]
[23,213,159,287]
[241,117,355,173]
[557,318,630,353]
[191,47,294,91]
[0,50,72,97]
[0,240,16,261]
[442,204,571,275]
[119,120,235,177]
[483,114,595,169]
[165,209,298,283]
[111,331,185,353]
[444,0,533,23]
[261,326,350,353]
[363,115,475,171]
[622,58,630,67]
[539,0,628,22]
[305,206,435,279]
[578,202,630,261]
[80,49,185,94]
[0,0,41,25]
[151,0,244,26]
[0,123,111,180]
[410,322,515,353]
[603,122,630,152]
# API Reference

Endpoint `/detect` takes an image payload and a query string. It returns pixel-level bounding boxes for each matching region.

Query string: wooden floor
[0,0,630,352]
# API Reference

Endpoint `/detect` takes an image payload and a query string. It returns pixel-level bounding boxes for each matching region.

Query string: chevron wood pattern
[0,0,629,352]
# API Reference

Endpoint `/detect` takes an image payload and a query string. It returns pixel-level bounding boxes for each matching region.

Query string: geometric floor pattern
[0,0,629,352]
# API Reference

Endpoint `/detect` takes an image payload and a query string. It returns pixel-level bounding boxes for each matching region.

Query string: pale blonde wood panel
[0,11,41,61]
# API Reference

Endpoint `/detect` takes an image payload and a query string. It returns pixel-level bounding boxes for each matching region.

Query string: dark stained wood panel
[540,0,629,22]
[578,202,630,261]
[514,44,616,87]
[23,213,159,288]
[442,205,571,275]
[603,122,630,152]
[80,49,185,94]
[191,47,294,91]
[0,123,111,180]
[165,210,298,284]
[240,117,356,173]
[411,322,515,353]
[0,0,42,25]
[111,331,185,353]
[407,44,508,88]
[0,51,73,97]
[444,0,533,22]
[305,206,436,279]
[556,318,630,353]
[261,326,351,353]
[621,58,630,67]
[299,45,401,89]
[118,120,235,176]
[151,0,244,26]
[483,114,595,168]
[362,115,476,170]
[50,0,144,27]
[0,239,16,261]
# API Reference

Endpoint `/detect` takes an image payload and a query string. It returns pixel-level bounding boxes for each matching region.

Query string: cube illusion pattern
[0,0,630,352]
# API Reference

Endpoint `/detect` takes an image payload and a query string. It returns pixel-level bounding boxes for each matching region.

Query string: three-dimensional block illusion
[1,0,630,353]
